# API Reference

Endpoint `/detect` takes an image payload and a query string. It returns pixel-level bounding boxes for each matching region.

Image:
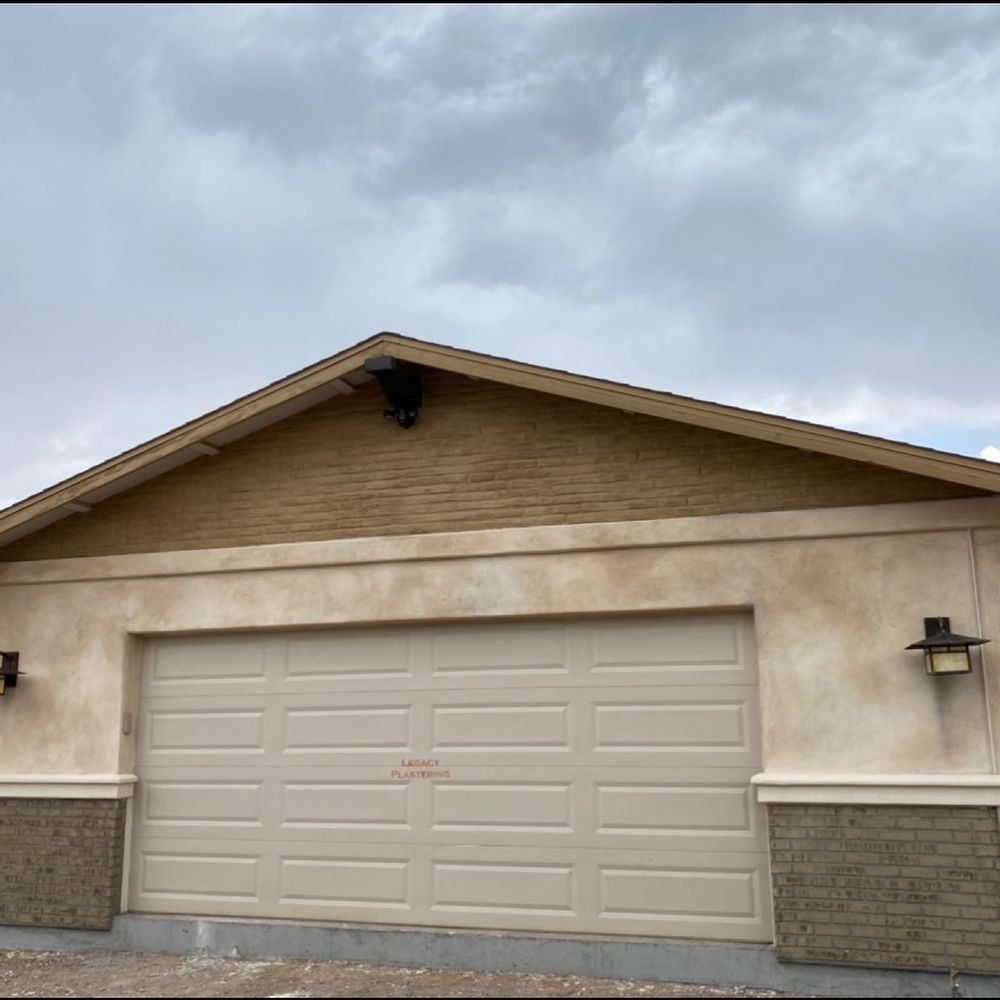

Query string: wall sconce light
[364,356,423,429]
[0,652,21,695]
[906,618,989,676]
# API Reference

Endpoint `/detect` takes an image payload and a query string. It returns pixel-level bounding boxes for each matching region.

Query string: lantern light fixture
[364,356,423,429]
[906,617,989,676]
[0,652,20,695]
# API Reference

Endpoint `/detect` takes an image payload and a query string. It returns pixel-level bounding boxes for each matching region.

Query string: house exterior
[2,331,1000,977]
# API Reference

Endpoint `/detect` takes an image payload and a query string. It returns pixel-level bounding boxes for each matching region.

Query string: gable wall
[0,370,985,562]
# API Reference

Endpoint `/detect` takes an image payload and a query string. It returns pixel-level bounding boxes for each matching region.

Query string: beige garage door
[130,614,770,941]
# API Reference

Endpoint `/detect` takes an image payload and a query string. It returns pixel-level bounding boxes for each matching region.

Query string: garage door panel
[132,614,769,942]
[431,781,574,833]
[422,685,759,767]
[423,844,769,939]
[591,687,759,765]
[595,780,760,845]
[136,823,766,853]
[141,779,264,828]
[278,855,411,909]
[142,616,757,696]
[283,705,413,753]
[278,692,420,762]
[133,841,264,905]
[598,864,757,919]
[431,702,572,752]
[136,764,763,852]
[130,836,771,940]
[284,630,415,681]
[430,624,570,677]
[593,699,747,749]
[431,860,575,915]
[143,707,267,755]
[281,781,413,830]
[144,635,270,688]
[586,618,752,685]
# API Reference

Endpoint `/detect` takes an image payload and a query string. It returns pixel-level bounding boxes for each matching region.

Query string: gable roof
[1,331,998,549]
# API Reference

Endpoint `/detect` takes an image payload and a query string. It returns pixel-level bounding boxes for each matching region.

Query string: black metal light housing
[364,356,422,429]
[906,617,989,676]
[0,652,21,695]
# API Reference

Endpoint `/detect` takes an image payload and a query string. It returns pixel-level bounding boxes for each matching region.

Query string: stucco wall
[0,497,997,780]
[971,527,1000,772]
[0,371,983,562]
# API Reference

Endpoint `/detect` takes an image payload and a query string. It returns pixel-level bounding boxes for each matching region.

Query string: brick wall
[769,803,1000,973]
[0,798,127,930]
[0,370,985,562]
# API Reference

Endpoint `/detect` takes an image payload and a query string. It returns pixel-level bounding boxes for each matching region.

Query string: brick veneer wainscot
[769,803,1000,973]
[0,798,126,930]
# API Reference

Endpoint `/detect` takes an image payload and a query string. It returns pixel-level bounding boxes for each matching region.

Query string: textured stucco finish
[971,526,1000,771]
[0,498,997,779]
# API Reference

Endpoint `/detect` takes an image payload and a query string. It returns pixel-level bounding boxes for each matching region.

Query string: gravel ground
[0,951,813,998]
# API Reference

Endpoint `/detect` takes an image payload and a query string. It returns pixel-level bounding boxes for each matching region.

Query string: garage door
[130,614,771,941]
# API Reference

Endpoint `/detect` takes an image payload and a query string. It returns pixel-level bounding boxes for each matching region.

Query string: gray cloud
[2,4,1000,508]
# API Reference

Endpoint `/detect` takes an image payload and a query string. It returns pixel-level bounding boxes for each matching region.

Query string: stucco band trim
[2,495,999,587]
[754,773,1000,806]
[0,775,137,799]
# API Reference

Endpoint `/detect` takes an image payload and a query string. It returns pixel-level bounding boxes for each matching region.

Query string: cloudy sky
[2,3,1000,508]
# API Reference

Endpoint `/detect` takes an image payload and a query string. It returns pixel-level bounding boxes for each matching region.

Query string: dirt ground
[0,950,811,998]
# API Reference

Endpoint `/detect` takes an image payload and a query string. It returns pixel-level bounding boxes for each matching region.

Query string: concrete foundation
[2,915,1000,998]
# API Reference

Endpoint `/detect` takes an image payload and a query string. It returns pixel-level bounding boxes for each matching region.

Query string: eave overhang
[1,331,998,550]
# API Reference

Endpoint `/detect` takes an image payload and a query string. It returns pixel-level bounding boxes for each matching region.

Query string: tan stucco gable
[0,368,986,562]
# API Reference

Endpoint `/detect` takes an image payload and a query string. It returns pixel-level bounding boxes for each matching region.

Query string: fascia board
[2,330,999,546]
[0,335,389,538]
[384,337,1000,493]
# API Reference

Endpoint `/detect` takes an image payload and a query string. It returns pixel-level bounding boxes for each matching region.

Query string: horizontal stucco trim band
[2,495,1000,586]
[753,772,1000,806]
[0,775,137,799]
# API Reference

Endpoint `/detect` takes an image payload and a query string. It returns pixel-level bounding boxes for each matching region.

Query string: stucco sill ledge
[752,772,1000,806]
[0,774,137,798]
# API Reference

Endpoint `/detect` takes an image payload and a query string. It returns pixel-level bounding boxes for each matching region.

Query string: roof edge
[0,332,392,536]
[382,334,1000,493]
[1,330,998,544]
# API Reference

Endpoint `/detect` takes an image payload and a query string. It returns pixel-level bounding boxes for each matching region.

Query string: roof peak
[1,331,998,548]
